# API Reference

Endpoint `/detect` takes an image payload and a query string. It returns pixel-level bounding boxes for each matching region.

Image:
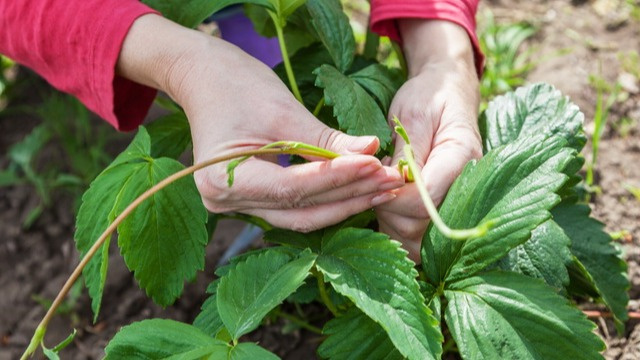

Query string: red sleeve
[370,0,484,77]
[0,0,159,131]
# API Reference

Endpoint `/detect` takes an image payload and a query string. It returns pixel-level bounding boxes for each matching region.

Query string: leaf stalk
[403,145,492,240]
[314,269,340,317]
[268,11,303,103]
[274,308,323,334]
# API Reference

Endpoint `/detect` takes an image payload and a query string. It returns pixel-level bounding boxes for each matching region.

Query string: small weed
[625,183,640,201]
[478,10,537,102]
[584,72,621,198]
[618,50,640,78]
[611,116,637,138]
[610,229,633,242]
[0,92,117,227]
[0,55,17,111]
[627,0,640,21]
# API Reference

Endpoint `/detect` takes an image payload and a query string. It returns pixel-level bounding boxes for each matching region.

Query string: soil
[1,0,640,359]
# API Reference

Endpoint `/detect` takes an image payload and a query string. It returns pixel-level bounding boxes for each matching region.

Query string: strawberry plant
[22,1,628,359]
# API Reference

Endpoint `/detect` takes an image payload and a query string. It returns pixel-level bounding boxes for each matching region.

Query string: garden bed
[1,0,640,358]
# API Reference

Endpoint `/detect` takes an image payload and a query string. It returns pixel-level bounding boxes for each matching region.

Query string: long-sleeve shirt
[370,0,483,76]
[0,0,482,131]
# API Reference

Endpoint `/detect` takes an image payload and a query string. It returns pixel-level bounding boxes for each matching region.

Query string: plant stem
[21,325,45,360]
[275,309,323,334]
[314,269,339,317]
[403,145,493,240]
[583,310,640,319]
[363,29,380,60]
[22,145,338,359]
[268,11,303,103]
[312,98,325,117]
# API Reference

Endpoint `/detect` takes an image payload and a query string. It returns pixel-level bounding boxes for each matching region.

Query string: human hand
[117,15,404,232]
[375,20,482,262]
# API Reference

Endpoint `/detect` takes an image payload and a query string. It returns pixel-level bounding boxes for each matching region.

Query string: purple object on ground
[217,11,283,68]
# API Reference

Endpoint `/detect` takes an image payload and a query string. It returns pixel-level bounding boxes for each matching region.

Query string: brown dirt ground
[1,0,640,359]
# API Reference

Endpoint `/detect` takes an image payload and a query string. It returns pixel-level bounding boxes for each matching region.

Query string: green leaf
[41,347,59,360]
[229,342,280,360]
[0,168,20,186]
[145,111,191,159]
[553,203,629,328]
[215,246,302,277]
[350,64,404,113]
[319,308,403,360]
[41,329,77,359]
[115,156,208,306]
[217,249,316,340]
[141,0,271,28]
[51,329,77,353]
[306,0,355,73]
[286,278,319,304]
[8,124,51,168]
[264,227,323,252]
[193,280,225,338]
[445,271,604,359]
[109,127,152,167]
[269,0,307,24]
[422,135,575,285]
[316,228,442,360]
[314,64,392,149]
[77,127,208,313]
[480,83,586,152]
[565,256,600,298]
[264,211,374,252]
[75,130,154,320]
[104,319,230,359]
[497,220,572,290]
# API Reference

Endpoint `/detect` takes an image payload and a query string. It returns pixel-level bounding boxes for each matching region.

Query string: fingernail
[358,163,381,177]
[347,136,377,154]
[378,180,404,191]
[371,192,396,206]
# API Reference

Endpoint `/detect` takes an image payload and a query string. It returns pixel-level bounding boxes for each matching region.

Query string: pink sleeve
[370,0,484,77]
[0,0,159,131]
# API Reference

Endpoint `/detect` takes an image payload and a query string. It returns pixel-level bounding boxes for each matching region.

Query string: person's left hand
[375,20,483,262]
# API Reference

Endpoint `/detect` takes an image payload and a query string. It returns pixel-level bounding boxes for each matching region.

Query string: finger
[197,155,397,212]
[238,166,403,210]
[421,129,483,205]
[245,191,397,233]
[376,122,482,217]
[377,209,429,242]
[378,217,422,263]
[373,182,432,219]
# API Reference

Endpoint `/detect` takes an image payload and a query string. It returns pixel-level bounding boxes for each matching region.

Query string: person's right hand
[117,14,404,232]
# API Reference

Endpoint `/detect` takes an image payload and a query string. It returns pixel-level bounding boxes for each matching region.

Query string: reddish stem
[583,310,640,319]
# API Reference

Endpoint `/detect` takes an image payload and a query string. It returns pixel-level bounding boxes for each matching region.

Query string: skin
[375,19,483,262]
[116,14,403,233]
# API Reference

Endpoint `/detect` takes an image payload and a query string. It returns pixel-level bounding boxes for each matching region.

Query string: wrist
[116,14,212,105]
[398,19,476,78]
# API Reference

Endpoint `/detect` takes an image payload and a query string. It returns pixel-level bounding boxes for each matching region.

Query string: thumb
[322,130,380,155]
